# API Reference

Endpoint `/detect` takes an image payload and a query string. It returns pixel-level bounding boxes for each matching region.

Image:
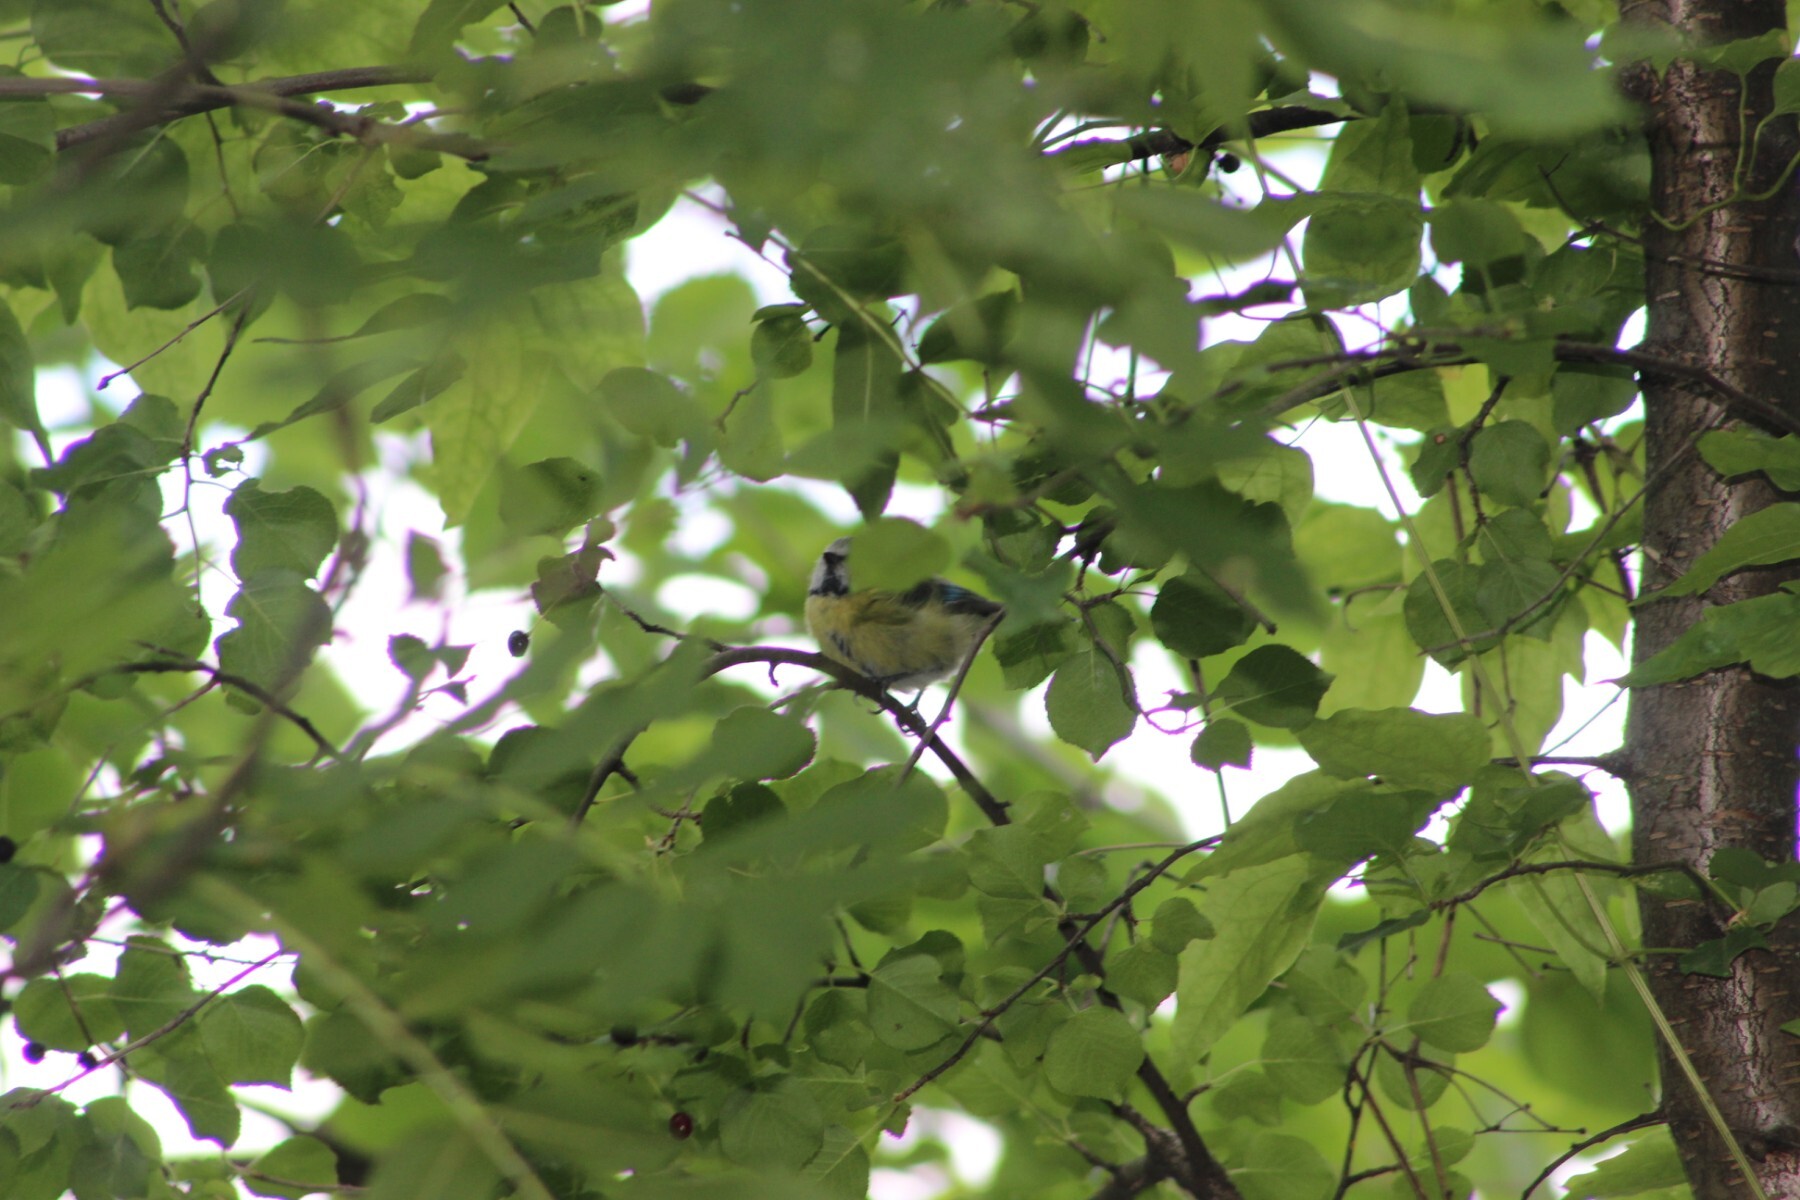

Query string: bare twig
[27,950,286,1102]
[15,67,437,152]
[900,612,1005,779]
[894,836,1216,1104]
[1520,1112,1666,1200]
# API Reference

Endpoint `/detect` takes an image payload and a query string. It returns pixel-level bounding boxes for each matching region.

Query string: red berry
[669,1112,694,1139]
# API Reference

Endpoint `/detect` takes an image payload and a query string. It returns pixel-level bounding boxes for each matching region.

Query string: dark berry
[0,836,15,864]
[669,1112,694,1140]
[610,1025,638,1047]
[507,630,530,658]
[1217,152,1241,174]
[21,1041,45,1064]
[77,1051,98,1070]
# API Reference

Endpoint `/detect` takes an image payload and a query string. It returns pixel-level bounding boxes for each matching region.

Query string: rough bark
[1622,1,1800,1196]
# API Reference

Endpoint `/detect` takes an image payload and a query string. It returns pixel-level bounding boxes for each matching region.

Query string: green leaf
[788,226,905,317]
[370,354,465,423]
[1292,787,1441,867]
[1210,1071,1285,1126]
[1320,102,1419,198]
[1776,58,1800,116]
[1213,645,1331,730]
[1699,428,1800,489]
[599,367,705,448]
[1408,973,1503,1052]
[1283,947,1367,1025]
[1404,559,1495,666]
[404,532,448,602]
[1108,940,1179,1008]
[246,357,420,441]
[197,986,303,1087]
[1149,896,1214,953]
[14,975,124,1051]
[498,458,603,537]
[802,1125,871,1200]
[137,1030,239,1146]
[1561,1130,1686,1197]
[1045,650,1138,759]
[1618,592,1800,684]
[0,73,53,185]
[113,228,206,310]
[865,954,959,1051]
[1191,773,1361,881]
[407,0,508,61]
[1552,363,1638,433]
[719,1081,826,1172]
[1232,1131,1335,1200]
[1479,508,1556,563]
[1375,1045,1454,1112]
[1042,1007,1144,1100]
[1112,190,1309,260]
[214,570,333,699]
[1429,199,1526,265]
[1297,707,1490,796]
[963,825,1050,900]
[1679,926,1770,977]
[0,864,40,932]
[0,297,45,456]
[1475,556,1564,632]
[994,621,1076,690]
[1659,503,1800,596]
[1261,1013,1343,1105]
[1467,420,1549,507]
[299,1009,403,1105]
[917,290,1019,365]
[247,1136,340,1200]
[702,782,787,846]
[1302,193,1423,307]
[829,323,904,518]
[1360,369,1449,431]
[0,749,76,840]
[1192,718,1254,771]
[363,1126,501,1200]
[848,517,949,593]
[709,707,817,781]
[1173,856,1320,1063]
[112,939,198,1039]
[225,480,340,580]
[1151,574,1255,658]
[32,0,175,76]
[1507,853,1614,1001]
[751,314,815,378]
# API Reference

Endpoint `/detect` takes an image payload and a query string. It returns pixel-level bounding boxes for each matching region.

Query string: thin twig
[28,67,435,151]
[894,836,1216,1104]
[1430,858,1712,913]
[1520,1112,1666,1200]
[900,612,1005,779]
[28,951,285,1101]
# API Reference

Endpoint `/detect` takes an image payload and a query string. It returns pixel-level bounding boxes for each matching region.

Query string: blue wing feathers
[900,578,1002,617]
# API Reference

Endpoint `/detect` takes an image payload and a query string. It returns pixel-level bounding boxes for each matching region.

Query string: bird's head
[809,537,853,597]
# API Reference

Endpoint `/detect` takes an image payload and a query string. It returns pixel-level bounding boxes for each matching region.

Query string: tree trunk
[1622,2,1800,1195]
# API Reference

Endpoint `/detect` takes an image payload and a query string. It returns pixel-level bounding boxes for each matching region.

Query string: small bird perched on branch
[805,537,1003,692]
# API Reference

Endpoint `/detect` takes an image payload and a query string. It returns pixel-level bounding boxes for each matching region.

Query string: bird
[805,537,1003,692]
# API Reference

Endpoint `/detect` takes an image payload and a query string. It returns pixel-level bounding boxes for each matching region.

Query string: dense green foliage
[2,0,1797,1197]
